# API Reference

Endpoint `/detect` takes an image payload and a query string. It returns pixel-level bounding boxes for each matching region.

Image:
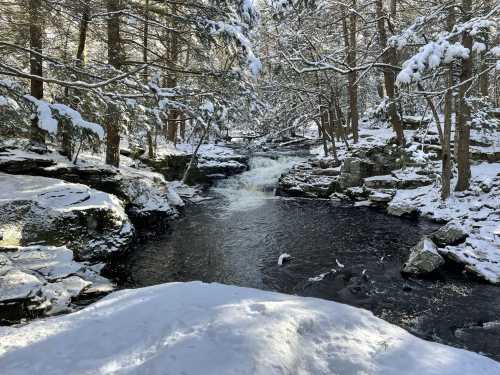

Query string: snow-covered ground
[388,162,500,283]
[0,281,498,375]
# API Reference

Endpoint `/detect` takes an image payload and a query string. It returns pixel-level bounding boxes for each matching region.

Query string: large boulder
[0,173,134,261]
[402,237,445,275]
[368,191,394,204]
[431,222,468,247]
[276,162,338,198]
[338,157,375,189]
[0,146,56,174]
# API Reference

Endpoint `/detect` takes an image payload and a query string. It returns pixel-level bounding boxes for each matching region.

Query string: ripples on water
[118,156,500,361]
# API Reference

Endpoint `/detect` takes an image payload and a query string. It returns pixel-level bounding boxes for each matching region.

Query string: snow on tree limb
[24,96,104,139]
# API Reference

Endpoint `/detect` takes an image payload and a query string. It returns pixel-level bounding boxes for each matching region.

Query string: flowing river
[116,155,500,361]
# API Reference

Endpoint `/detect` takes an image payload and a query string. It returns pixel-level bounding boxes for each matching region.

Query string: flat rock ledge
[0,245,113,324]
[142,152,249,184]
[0,146,182,232]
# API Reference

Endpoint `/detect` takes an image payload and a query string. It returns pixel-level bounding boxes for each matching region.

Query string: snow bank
[0,282,498,375]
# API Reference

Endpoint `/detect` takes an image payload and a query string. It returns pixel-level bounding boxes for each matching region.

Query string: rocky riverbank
[277,124,500,284]
[0,139,249,322]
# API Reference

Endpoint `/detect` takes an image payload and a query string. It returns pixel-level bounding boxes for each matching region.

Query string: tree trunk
[143,0,155,159]
[479,0,491,99]
[441,8,455,200]
[441,73,453,200]
[29,0,45,146]
[59,0,90,161]
[343,2,359,143]
[76,1,90,65]
[105,0,122,167]
[166,2,180,142]
[375,0,405,145]
[455,0,473,192]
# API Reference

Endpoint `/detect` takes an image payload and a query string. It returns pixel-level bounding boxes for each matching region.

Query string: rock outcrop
[0,146,181,231]
[0,173,133,261]
[142,152,249,184]
[276,161,338,198]
[0,245,113,323]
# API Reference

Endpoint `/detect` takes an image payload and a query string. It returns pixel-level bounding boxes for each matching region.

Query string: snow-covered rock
[368,191,394,203]
[0,282,498,375]
[402,237,445,275]
[391,168,434,189]
[438,221,500,284]
[339,157,376,189]
[145,143,249,184]
[40,276,91,315]
[0,173,133,261]
[0,245,115,322]
[364,175,398,189]
[387,200,419,217]
[0,146,181,230]
[276,161,338,198]
[431,221,468,247]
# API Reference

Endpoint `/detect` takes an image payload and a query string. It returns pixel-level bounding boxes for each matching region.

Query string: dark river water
[115,156,500,361]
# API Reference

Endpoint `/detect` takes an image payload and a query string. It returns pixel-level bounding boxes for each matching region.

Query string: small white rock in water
[278,253,292,266]
[335,259,345,268]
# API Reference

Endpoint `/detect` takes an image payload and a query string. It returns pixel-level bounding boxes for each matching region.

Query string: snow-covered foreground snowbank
[0,282,498,375]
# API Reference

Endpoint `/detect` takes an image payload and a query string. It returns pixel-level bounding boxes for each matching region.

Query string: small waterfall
[212,156,301,210]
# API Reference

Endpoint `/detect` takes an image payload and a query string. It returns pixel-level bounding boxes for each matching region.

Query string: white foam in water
[212,156,301,211]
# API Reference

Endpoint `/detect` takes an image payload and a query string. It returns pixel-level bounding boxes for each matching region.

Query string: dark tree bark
[342,1,359,143]
[167,2,180,142]
[105,0,122,167]
[455,0,473,192]
[441,8,455,200]
[76,1,90,65]
[375,0,405,145]
[142,0,155,159]
[29,0,45,146]
[479,0,491,99]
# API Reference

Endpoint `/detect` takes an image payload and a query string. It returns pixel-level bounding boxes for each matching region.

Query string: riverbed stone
[402,237,445,275]
[431,222,468,247]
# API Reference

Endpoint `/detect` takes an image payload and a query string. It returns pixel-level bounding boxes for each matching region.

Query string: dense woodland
[0,0,498,194]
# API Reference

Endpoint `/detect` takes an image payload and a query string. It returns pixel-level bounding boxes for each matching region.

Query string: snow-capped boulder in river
[402,237,445,275]
[0,173,133,261]
[0,282,498,375]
